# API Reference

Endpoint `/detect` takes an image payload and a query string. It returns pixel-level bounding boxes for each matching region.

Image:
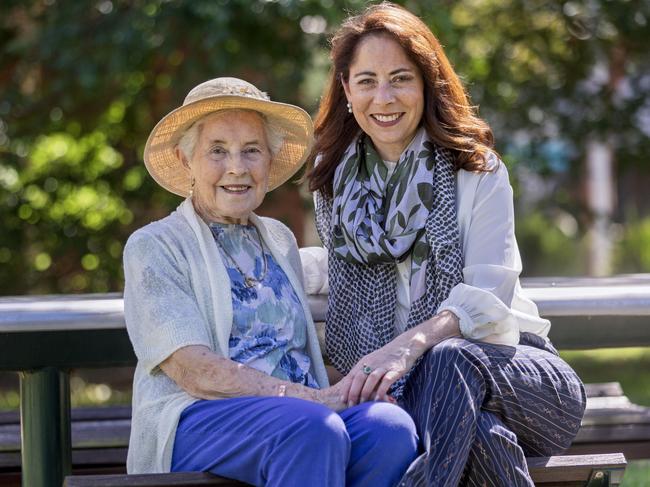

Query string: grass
[561,347,650,486]
[560,347,650,406]
[621,460,650,487]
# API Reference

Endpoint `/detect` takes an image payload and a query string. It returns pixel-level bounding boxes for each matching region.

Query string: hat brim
[143,95,314,197]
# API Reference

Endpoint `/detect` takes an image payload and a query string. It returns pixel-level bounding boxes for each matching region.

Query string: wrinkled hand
[342,341,420,407]
[314,379,351,412]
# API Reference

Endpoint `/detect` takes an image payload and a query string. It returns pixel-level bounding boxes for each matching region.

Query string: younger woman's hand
[342,310,461,406]
[342,342,417,407]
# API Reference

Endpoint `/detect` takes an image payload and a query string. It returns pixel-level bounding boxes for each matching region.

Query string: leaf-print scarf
[318,127,464,394]
[331,127,436,306]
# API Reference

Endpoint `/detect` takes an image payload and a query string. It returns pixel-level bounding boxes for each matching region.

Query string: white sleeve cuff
[438,283,519,345]
[299,246,329,295]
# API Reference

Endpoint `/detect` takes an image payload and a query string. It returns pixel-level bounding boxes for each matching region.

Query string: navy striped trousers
[397,333,586,486]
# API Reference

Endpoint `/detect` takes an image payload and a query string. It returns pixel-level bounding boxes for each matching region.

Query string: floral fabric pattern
[210,222,318,388]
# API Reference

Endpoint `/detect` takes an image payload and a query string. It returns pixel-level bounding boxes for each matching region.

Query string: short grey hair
[177,109,284,161]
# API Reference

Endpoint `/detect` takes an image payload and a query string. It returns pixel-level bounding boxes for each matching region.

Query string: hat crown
[183,77,271,106]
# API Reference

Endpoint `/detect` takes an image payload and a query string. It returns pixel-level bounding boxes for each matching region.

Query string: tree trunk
[585,138,615,276]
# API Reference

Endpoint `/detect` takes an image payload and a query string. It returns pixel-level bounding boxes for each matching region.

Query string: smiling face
[178,110,271,224]
[343,34,425,162]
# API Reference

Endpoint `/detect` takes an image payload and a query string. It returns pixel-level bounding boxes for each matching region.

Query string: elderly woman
[303,4,586,486]
[123,77,418,486]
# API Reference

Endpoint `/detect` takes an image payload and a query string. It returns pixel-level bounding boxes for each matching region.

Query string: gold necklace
[214,224,268,288]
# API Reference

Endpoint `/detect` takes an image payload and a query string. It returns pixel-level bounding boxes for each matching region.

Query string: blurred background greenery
[2,0,650,293]
[1,0,650,484]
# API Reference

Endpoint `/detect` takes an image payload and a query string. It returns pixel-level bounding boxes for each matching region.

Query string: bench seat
[0,383,646,484]
[1,381,647,464]
[566,383,650,459]
[64,472,247,486]
[61,453,627,487]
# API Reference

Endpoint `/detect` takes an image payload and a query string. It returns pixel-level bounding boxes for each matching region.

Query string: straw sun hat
[143,77,314,197]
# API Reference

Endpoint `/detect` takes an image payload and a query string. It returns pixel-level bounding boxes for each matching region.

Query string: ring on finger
[362,364,373,375]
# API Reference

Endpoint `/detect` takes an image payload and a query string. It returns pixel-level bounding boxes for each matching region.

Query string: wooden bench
[61,453,627,486]
[1,275,649,486]
[0,381,647,468]
[568,383,650,460]
[0,384,642,486]
[527,453,627,486]
[63,473,247,487]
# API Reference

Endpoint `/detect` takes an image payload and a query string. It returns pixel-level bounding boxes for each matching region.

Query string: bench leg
[20,367,72,487]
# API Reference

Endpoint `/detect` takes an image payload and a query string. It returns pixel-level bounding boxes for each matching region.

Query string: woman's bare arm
[160,345,348,410]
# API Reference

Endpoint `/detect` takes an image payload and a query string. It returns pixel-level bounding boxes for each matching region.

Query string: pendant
[244,277,257,288]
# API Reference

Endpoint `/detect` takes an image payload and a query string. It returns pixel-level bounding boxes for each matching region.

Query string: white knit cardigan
[123,199,329,473]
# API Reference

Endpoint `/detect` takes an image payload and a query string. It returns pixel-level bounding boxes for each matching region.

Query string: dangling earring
[347,102,353,113]
[189,176,195,198]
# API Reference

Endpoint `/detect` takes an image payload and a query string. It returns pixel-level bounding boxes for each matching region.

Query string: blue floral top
[209,222,319,388]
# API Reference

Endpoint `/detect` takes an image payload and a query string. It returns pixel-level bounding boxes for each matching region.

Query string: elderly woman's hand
[342,310,461,406]
[312,380,351,412]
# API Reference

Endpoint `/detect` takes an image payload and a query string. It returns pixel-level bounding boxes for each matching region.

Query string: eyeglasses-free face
[343,33,425,163]
[181,110,272,225]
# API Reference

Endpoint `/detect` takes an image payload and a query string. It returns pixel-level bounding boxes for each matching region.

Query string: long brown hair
[307,2,495,197]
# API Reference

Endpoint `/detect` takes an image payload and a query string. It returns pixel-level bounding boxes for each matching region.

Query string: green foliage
[0,373,132,411]
[1,0,649,294]
[1,0,357,294]
[561,347,650,407]
[614,217,650,273]
[435,0,650,167]
[516,210,585,276]
[621,461,650,487]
